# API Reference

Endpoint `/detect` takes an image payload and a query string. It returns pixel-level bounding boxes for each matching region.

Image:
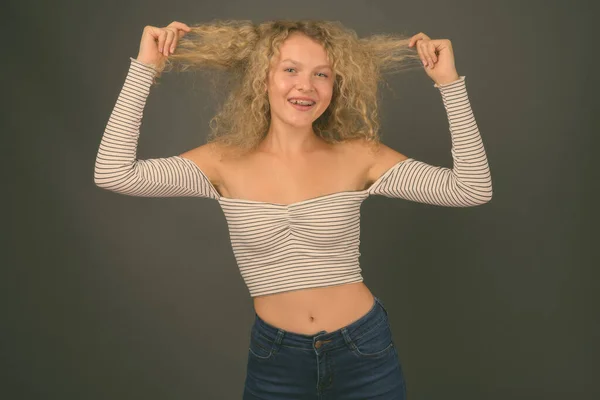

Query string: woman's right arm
[93,22,221,200]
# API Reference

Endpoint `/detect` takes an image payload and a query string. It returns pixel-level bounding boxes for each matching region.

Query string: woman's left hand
[408,32,460,85]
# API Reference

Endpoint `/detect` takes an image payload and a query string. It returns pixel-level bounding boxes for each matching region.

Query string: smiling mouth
[288,99,316,110]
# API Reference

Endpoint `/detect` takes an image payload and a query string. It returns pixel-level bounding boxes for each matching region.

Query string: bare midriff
[252,281,375,335]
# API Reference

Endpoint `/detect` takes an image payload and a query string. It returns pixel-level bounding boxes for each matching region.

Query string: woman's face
[266,33,334,130]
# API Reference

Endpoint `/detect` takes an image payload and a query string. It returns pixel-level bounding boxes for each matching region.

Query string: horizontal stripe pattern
[94,57,492,297]
[219,193,366,297]
[369,76,493,206]
[94,57,220,199]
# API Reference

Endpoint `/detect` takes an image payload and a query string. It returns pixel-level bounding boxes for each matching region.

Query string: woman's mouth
[288,99,316,111]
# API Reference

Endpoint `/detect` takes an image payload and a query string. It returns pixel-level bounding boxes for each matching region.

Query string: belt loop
[275,329,284,345]
[341,327,353,348]
[271,329,284,355]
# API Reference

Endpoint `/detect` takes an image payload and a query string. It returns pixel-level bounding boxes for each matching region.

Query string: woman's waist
[252,281,375,335]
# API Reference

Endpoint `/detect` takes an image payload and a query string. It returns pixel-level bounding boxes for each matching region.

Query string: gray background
[5,0,596,399]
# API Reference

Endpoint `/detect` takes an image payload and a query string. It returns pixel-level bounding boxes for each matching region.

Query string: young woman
[95,19,492,399]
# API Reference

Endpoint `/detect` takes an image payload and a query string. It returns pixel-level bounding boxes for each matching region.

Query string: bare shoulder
[342,138,409,183]
[179,141,227,187]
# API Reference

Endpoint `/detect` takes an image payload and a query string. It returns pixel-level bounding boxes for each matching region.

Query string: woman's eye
[284,68,328,78]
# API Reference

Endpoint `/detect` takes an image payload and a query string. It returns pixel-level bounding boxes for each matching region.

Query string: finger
[169,28,183,54]
[157,30,167,55]
[421,40,434,68]
[164,28,175,53]
[171,31,180,54]
[415,40,422,65]
[426,41,436,68]
[165,26,188,54]
[415,39,425,66]
[164,29,175,56]
[409,33,422,47]
[168,21,192,32]
[417,40,429,67]
[428,41,438,63]
[144,25,156,36]
[148,25,165,42]
[408,34,421,48]
[415,32,429,41]
[177,28,188,38]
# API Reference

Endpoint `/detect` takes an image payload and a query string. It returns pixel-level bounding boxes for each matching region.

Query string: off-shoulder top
[94,57,492,297]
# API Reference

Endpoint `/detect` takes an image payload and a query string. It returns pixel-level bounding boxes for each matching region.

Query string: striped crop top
[94,57,492,297]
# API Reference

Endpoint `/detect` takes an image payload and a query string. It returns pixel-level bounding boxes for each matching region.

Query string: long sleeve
[93,57,220,200]
[368,76,492,207]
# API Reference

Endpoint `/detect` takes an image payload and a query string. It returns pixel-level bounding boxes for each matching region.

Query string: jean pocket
[348,316,395,358]
[248,329,276,360]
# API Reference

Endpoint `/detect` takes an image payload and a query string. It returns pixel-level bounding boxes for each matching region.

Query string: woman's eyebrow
[280,59,332,69]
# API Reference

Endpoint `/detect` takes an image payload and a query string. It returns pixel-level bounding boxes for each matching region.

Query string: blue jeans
[243,296,407,399]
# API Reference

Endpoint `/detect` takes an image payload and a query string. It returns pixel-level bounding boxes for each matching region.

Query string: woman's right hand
[136,21,191,69]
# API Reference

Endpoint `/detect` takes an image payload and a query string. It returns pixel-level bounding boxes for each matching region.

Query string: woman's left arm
[367,33,492,207]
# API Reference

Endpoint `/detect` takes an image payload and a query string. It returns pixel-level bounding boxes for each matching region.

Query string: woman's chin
[279,114,315,126]
[288,119,317,128]
[288,111,324,124]
[271,110,323,129]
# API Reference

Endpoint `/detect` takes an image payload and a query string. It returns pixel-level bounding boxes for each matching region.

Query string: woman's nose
[296,83,314,92]
[296,75,314,91]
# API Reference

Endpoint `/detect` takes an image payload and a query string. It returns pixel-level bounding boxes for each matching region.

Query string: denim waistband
[251,296,389,351]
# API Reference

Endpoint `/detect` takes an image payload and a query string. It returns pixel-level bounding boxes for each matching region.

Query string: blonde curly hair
[158,19,422,157]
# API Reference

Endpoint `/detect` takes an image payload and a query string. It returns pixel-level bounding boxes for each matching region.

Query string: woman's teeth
[288,99,315,106]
